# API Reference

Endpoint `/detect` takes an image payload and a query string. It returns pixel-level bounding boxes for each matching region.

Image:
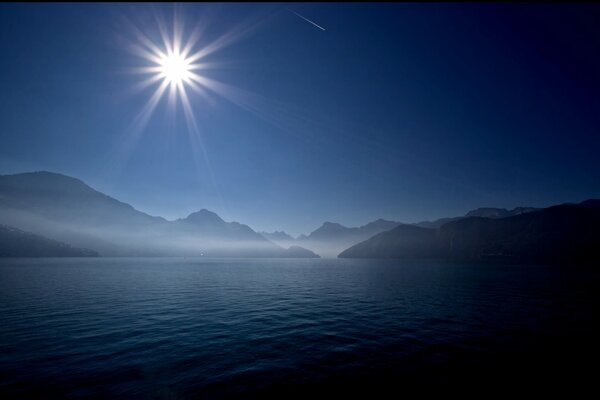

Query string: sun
[125,11,242,139]
[158,51,192,85]
[127,19,211,131]
[128,19,208,101]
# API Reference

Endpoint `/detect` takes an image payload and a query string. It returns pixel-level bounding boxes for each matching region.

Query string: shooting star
[288,9,326,31]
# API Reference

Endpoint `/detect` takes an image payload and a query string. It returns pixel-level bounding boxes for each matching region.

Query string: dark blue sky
[1,3,599,235]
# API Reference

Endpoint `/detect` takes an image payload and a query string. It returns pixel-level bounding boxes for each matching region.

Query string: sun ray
[125,19,166,62]
[133,78,170,134]
[118,7,490,210]
[125,6,276,130]
[155,12,173,56]
[130,73,166,94]
[184,11,273,64]
[178,79,226,217]
[120,6,275,207]
[172,8,184,55]
[180,25,203,59]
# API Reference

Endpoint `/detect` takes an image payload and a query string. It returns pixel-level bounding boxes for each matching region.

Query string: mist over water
[1,258,598,397]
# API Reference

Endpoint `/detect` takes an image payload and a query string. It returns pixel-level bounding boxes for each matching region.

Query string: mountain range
[260,231,296,242]
[260,207,542,258]
[0,171,318,258]
[262,219,402,258]
[339,200,600,264]
[2,171,597,263]
[413,206,540,229]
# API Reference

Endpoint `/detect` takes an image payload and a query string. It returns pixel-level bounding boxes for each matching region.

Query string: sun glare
[127,16,213,135]
[159,51,192,85]
[126,11,252,141]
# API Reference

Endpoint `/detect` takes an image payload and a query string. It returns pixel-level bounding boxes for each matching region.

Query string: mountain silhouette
[0,224,97,257]
[294,209,541,257]
[306,219,400,241]
[339,201,600,264]
[267,209,542,258]
[414,206,539,229]
[574,199,600,209]
[260,231,295,242]
[3,171,595,261]
[465,206,539,218]
[337,224,444,259]
[176,209,266,242]
[294,219,402,258]
[0,171,165,228]
[413,217,460,229]
[282,245,320,258]
[0,171,317,258]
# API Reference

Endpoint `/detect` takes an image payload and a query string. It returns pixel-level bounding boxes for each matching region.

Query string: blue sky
[1,3,599,235]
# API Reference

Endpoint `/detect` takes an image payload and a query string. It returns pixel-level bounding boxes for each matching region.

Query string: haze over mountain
[2,171,596,262]
[0,224,98,257]
[260,231,296,242]
[0,171,318,258]
[264,208,542,258]
[339,200,600,264]
[263,219,402,258]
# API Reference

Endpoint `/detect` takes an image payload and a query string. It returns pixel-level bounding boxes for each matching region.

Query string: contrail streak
[288,9,326,31]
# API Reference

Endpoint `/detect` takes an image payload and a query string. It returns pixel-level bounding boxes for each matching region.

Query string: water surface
[0,258,598,397]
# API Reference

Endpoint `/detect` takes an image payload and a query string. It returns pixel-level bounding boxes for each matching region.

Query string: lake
[0,258,598,397]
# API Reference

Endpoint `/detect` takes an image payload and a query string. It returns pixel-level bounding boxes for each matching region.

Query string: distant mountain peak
[19,170,73,178]
[3,170,93,191]
[465,207,511,218]
[321,221,346,228]
[415,205,540,229]
[465,206,540,219]
[185,209,225,225]
[196,208,218,216]
[362,218,400,229]
[308,222,349,237]
[260,230,295,241]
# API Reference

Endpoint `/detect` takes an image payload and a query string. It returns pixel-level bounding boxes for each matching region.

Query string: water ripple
[1,258,598,397]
